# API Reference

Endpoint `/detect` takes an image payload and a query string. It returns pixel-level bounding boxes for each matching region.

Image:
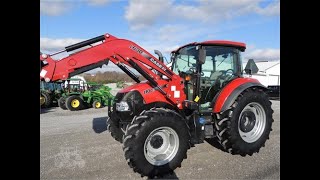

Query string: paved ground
[40,100,280,180]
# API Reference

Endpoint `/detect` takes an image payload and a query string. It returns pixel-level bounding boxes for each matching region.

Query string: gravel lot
[40,100,280,180]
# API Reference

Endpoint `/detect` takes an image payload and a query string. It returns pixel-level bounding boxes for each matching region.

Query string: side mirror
[244,59,259,75]
[198,47,206,64]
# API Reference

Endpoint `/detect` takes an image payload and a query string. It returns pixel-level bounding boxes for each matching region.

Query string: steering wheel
[224,69,234,75]
[218,69,233,79]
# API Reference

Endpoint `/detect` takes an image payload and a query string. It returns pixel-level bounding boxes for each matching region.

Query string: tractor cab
[171,41,245,112]
[64,78,87,93]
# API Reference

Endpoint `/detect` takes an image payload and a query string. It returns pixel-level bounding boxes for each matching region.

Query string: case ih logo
[130,45,167,72]
[129,45,143,54]
[150,57,167,72]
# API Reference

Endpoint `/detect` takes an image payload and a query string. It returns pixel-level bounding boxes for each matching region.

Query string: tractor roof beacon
[40,33,273,178]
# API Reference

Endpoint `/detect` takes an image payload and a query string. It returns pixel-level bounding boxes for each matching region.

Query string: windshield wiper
[217,57,227,67]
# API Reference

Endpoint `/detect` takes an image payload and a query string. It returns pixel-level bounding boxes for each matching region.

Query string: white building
[64,75,87,88]
[243,61,280,87]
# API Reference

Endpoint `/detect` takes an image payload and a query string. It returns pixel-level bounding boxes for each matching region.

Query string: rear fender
[213,78,268,113]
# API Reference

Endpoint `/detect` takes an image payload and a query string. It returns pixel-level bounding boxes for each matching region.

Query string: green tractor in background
[58,79,114,111]
[40,81,64,108]
[57,78,87,110]
[81,82,114,109]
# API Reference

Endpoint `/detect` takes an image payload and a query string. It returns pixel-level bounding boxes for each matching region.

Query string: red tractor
[40,33,273,178]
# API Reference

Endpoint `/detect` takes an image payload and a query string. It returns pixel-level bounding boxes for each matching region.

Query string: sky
[40,0,280,73]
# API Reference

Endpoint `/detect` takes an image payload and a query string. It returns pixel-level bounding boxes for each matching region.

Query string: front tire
[65,95,84,111]
[58,97,67,110]
[123,108,190,177]
[107,113,125,143]
[214,88,273,156]
[92,100,102,109]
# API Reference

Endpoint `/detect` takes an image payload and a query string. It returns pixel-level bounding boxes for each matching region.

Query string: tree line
[83,71,144,84]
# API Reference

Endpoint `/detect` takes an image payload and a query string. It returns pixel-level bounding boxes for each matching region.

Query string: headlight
[116,101,130,111]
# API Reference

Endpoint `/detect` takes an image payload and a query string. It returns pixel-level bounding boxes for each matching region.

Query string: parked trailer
[243,60,280,98]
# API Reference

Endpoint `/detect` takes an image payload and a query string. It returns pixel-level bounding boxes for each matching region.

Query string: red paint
[200,40,246,49]
[172,40,246,53]
[40,33,186,108]
[68,59,77,66]
[213,78,259,113]
[119,80,186,109]
[40,33,176,82]
[40,55,56,81]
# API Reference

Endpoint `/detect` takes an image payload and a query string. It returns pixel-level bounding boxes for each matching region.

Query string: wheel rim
[71,99,80,108]
[238,102,266,143]
[40,96,45,105]
[95,102,101,108]
[144,127,179,166]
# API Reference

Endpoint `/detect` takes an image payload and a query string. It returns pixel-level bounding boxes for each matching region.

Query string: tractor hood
[117,80,172,105]
[118,80,152,94]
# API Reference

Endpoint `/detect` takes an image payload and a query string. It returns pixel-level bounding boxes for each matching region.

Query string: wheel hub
[144,127,179,166]
[150,135,163,149]
[238,102,266,143]
[239,111,256,132]
[71,99,80,108]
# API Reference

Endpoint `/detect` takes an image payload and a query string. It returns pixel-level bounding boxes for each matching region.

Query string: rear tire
[58,97,67,110]
[214,88,273,156]
[41,91,51,108]
[123,108,190,178]
[65,95,84,111]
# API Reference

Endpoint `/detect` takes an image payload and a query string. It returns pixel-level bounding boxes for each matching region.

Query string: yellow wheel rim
[40,96,45,105]
[71,99,80,108]
[95,102,101,108]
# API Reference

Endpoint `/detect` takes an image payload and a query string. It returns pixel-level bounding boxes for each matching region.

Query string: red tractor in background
[40,33,273,178]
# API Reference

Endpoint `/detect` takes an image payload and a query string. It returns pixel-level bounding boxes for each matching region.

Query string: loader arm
[40,33,185,106]
[40,33,175,82]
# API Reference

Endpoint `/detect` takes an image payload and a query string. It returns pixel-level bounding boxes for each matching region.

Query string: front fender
[213,78,268,113]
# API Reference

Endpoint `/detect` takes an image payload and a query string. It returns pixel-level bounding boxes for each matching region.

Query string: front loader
[40,33,273,178]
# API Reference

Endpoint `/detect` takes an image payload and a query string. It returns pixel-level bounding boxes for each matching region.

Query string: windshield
[172,45,240,76]
[172,46,198,74]
[40,82,62,91]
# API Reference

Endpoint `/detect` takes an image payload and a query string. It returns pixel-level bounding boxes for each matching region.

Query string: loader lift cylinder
[127,58,178,106]
[65,35,105,52]
[127,58,161,92]
[116,63,140,83]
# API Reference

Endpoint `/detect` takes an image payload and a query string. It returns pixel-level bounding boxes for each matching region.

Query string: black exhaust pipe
[154,50,164,63]
[65,35,105,52]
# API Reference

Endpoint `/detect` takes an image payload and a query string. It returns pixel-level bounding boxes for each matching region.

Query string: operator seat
[204,71,223,103]
[210,71,223,82]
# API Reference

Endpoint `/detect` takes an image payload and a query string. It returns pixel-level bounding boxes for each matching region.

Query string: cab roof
[172,40,246,53]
